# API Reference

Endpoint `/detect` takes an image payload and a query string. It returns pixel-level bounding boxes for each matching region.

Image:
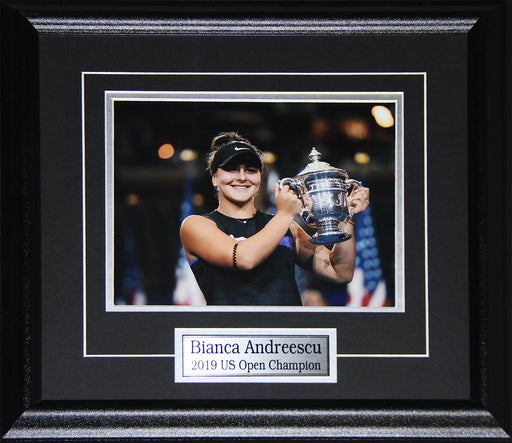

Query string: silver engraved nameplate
[280,148,361,245]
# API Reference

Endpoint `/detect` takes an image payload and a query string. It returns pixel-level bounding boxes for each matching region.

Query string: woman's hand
[274,183,302,218]
[348,186,370,215]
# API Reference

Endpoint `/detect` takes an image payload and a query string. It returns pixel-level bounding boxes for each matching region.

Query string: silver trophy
[279,147,362,244]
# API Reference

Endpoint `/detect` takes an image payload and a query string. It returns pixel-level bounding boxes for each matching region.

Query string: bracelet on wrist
[232,242,239,270]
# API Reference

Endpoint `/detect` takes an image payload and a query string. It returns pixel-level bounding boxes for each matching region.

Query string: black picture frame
[1,1,511,440]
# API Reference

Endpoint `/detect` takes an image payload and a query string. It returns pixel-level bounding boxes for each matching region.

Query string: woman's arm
[180,184,301,271]
[293,186,370,284]
[292,221,356,283]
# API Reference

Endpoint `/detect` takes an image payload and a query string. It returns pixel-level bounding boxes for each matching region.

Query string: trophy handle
[278,178,303,196]
[345,179,363,217]
[278,178,308,218]
[345,179,362,193]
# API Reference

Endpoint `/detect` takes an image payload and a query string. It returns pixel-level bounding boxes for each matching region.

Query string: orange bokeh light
[158,143,175,159]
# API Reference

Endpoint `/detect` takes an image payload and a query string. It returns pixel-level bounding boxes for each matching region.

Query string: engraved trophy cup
[279,148,362,245]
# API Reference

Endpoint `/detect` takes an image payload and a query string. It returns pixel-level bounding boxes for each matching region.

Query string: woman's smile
[213,164,261,203]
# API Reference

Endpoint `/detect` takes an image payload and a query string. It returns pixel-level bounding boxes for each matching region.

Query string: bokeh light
[126,193,140,205]
[340,119,369,140]
[193,194,205,207]
[179,149,198,162]
[158,143,175,159]
[371,106,394,128]
[354,152,371,165]
[262,151,277,164]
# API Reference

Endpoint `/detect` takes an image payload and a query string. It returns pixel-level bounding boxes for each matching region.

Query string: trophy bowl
[279,148,361,245]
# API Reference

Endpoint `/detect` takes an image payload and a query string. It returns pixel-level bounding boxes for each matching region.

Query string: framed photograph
[103,83,403,312]
[2,1,511,440]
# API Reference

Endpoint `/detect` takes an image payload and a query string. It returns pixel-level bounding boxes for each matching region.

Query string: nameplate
[175,328,337,383]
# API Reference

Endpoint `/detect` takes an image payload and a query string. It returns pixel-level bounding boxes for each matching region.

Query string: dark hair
[207,132,265,175]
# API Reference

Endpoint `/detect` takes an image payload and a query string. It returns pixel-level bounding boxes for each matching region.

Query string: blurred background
[113,101,396,307]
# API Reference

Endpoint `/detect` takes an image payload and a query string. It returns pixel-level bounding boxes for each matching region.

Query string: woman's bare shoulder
[180,213,234,264]
[180,215,220,241]
[181,214,214,228]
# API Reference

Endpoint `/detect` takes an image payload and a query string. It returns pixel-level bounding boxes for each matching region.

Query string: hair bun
[211,132,246,151]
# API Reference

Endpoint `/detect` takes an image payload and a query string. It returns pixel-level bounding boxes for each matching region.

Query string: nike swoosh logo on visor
[234,147,249,151]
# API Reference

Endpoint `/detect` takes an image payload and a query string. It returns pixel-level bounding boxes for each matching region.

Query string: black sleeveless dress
[188,210,302,306]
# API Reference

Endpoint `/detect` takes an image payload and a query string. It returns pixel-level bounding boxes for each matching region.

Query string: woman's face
[212,164,261,204]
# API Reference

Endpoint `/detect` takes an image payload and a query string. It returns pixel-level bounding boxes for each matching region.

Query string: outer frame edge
[1,0,510,441]
[3,403,510,440]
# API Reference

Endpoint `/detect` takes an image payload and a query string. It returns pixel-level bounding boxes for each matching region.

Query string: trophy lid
[296,147,348,177]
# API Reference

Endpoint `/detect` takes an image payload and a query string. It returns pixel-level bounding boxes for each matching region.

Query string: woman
[180,132,370,306]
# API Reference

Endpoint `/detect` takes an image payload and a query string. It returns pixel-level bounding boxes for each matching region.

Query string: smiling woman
[179,132,370,306]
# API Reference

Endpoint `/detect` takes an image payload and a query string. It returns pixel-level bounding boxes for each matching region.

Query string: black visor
[211,141,262,173]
